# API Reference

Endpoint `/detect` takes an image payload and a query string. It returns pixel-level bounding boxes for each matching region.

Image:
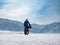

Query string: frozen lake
[0,31,60,45]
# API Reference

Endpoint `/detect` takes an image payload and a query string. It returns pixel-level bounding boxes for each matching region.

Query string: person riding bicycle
[24,19,31,35]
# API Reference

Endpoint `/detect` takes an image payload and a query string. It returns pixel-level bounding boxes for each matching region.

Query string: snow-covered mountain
[0,18,60,33]
[30,22,60,33]
[0,18,23,31]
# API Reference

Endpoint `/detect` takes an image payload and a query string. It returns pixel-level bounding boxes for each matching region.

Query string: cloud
[0,0,30,20]
[0,0,60,24]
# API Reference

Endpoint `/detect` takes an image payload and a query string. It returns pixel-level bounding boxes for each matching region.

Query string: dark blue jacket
[24,20,30,26]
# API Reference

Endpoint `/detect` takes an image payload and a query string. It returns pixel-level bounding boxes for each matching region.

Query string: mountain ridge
[0,18,60,33]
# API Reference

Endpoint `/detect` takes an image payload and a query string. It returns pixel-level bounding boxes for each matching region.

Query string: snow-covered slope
[0,31,60,45]
[0,18,60,33]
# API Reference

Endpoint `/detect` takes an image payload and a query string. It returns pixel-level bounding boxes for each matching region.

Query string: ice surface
[0,31,60,45]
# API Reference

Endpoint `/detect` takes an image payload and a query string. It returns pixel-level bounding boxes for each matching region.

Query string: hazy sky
[0,0,60,24]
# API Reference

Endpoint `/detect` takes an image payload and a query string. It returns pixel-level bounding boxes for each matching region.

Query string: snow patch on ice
[0,31,60,45]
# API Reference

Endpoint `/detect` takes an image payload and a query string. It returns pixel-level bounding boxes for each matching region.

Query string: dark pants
[24,26,29,35]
